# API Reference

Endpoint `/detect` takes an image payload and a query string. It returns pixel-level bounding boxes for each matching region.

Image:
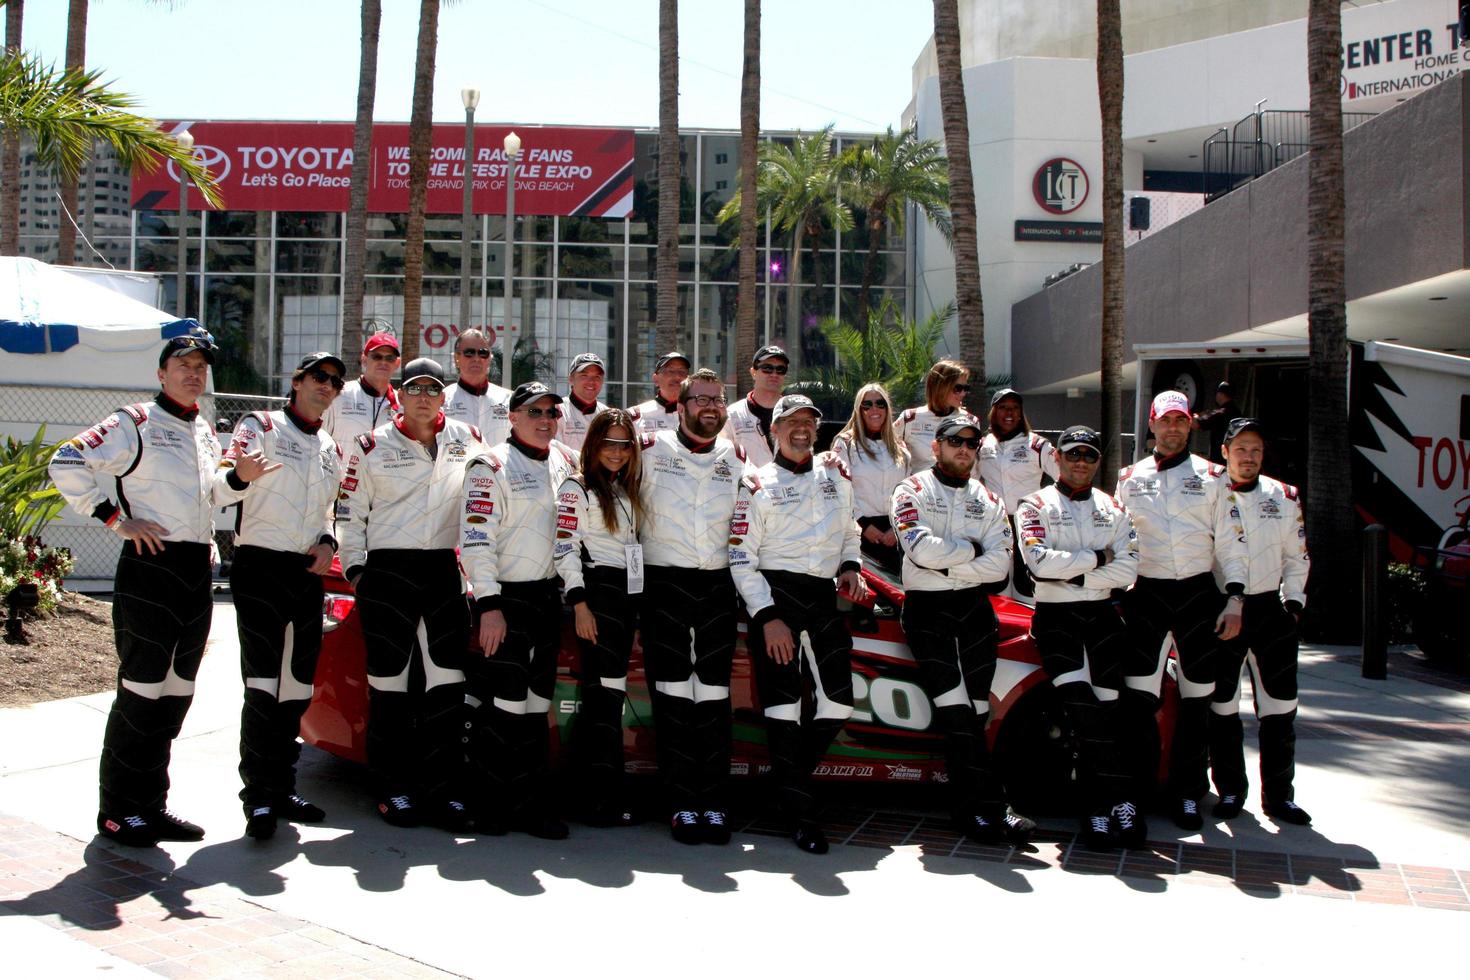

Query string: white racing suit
[321,377,398,450]
[444,379,513,448]
[556,396,609,453]
[894,406,975,474]
[632,395,680,436]
[721,396,776,468]
[830,432,908,572]
[978,428,1059,598]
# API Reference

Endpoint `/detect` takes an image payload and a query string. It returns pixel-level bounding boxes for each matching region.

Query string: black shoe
[954,813,1006,844]
[794,821,830,854]
[96,811,160,848]
[1212,794,1245,820]
[1263,799,1312,826]
[151,808,205,842]
[1000,810,1033,844]
[514,813,570,840]
[277,794,326,823]
[581,800,637,828]
[1081,811,1117,851]
[245,806,277,841]
[701,810,732,845]
[376,794,419,828]
[1172,797,1203,832]
[1110,801,1148,847]
[427,799,475,834]
[671,810,702,845]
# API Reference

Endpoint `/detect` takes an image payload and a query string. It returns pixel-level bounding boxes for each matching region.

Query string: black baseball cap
[1223,417,1264,443]
[1057,425,1102,454]
[752,344,789,367]
[989,387,1023,408]
[400,357,446,387]
[159,331,217,367]
[654,351,690,372]
[1217,381,1234,394]
[294,351,346,376]
[935,415,982,440]
[509,380,564,410]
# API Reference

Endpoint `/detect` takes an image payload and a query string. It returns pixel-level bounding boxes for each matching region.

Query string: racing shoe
[376,794,419,828]
[794,821,830,855]
[1263,799,1312,826]
[954,813,1006,845]
[1172,797,1204,832]
[152,808,205,842]
[670,810,702,845]
[277,794,326,824]
[1001,810,1033,844]
[427,799,476,834]
[701,810,732,846]
[1081,811,1116,851]
[1212,794,1244,820]
[244,806,277,841]
[96,811,160,848]
[1110,801,1147,848]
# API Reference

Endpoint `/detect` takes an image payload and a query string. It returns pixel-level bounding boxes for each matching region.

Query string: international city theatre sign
[1340,0,1464,102]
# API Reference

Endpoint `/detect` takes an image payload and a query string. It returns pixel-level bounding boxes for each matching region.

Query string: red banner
[132,121,635,218]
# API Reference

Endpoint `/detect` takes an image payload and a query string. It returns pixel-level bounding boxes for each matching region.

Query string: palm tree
[55,0,86,265]
[734,0,760,397]
[1305,0,1357,640]
[840,126,950,333]
[1096,0,1125,489]
[802,297,953,413]
[1,0,23,256]
[931,0,984,407]
[341,0,381,362]
[400,0,440,362]
[655,0,679,355]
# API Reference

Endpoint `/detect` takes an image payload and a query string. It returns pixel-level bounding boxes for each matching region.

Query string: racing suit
[830,432,908,572]
[553,474,640,809]
[730,451,861,822]
[460,436,578,821]
[979,428,1060,598]
[337,414,486,807]
[1015,483,1138,810]
[444,378,513,447]
[48,394,220,818]
[1116,451,1247,802]
[894,406,974,474]
[215,406,341,814]
[1209,475,1311,808]
[889,468,1013,822]
[721,396,776,468]
[633,395,680,436]
[556,395,609,452]
[638,428,748,814]
[322,377,398,450]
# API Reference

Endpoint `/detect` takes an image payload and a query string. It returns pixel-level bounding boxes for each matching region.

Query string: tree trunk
[931,0,984,393]
[655,0,680,356]
[1097,0,1125,488]
[856,209,886,333]
[342,0,382,362]
[1,0,24,257]
[1305,0,1357,641]
[57,0,88,266]
[785,223,804,376]
[735,0,760,396]
[401,0,440,363]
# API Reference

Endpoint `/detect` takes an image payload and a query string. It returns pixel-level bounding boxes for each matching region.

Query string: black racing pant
[465,578,563,821]
[356,549,469,805]
[856,516,902,573]
[101,541,212,816]
[567,565,640,809]
[1029,599,1133,810]
[900,587,1005,821]
[1121,573,1228,801]
[230,545,324,811]
[1210,594,1301,806]
[641,564,738,814]
[746,571,854,822]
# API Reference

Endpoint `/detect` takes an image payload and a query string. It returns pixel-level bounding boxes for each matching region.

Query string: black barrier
[1362,524,1388,680]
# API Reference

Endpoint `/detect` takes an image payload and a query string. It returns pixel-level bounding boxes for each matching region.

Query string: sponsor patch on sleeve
[557,514,577,530]
[466,500,494,515]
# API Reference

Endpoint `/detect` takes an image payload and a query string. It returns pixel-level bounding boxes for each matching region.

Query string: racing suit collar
[509,432,550,461]
[569,393,598,414]
[1056,479,1092,501]
[774,451,813,474]
[991,423,1019,442]
[284,403,322,435]
[456,378,489,397]
[1153,449,1190,472]
[654,393,679,412]
[930,464,969,489]
[393,411,446,440]
[1230,477,1260,493]
[676,427,717,454]
[359,377,387,399]
[154,392,199,422]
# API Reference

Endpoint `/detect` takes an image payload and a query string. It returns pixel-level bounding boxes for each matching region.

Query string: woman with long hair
[830,382,909,571]
[553,408,646,826]
[894,359,974,473]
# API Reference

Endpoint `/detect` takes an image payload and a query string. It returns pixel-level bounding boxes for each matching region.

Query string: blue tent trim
[0,317,203,354]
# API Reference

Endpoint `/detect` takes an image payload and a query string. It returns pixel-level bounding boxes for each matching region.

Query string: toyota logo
[166,144,231,182]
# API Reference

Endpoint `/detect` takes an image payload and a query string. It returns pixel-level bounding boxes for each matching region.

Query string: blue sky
[23,0,935,133]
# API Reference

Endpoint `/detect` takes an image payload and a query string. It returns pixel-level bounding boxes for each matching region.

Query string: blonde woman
[894,359,975,473]
[830,383,909,570]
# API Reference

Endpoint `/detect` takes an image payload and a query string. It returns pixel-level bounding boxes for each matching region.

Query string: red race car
[302,560,1176,813]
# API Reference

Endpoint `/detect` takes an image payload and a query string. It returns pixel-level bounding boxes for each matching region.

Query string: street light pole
[175,129,193,319]
[459,88,480,349]
[501,130,521,390]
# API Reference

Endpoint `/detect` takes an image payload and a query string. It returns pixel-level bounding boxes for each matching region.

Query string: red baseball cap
[363,332,400,356]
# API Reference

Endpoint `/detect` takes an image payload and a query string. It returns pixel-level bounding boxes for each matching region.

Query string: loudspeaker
[1129,196,1151,231]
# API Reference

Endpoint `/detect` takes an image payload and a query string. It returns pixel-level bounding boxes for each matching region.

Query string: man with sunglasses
[556,352,610,452]
[337,358,487,832]
[444,328,513,447]
[889,416,1028,843]
[633,351,690,435]
[215,352,345,840]
[1015,426,1144,850]
[323,331,401,449]
[722,345,788,467]
[461,381,579,839]
[1117,390,1248,831]
[1208,418,1313,826]
[638,367,748,844]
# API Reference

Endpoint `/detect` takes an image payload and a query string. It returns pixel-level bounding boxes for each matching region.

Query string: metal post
[1362,524,1388,679]
[176,130,193,318]
[459,89,479,345]
[501,131,520,390]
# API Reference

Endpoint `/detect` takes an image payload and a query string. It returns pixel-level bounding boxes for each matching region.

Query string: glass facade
[17,130,909,407]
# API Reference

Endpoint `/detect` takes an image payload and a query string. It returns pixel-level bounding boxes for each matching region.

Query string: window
[715,180,728,191]
[715,153,728,164]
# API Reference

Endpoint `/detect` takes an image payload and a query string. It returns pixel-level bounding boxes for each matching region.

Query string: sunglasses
[860,399,889,411]
[602,438,634,448]
[402,382,444,397]
[367,350,400,362]
[1062,448,1100,463]
[306,368,345,390]
[458,347,492,359]
[952,384,971,394]
[941,435,981,450]
[685,394,727,408]
[756,363,789,375]
[521,406,562,419]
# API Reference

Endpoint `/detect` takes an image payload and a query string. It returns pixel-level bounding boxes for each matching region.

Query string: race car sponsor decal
[466,500,494,515]
[464,528,488,542]
[813,764,874,778]
[885,764,923,782]
[557,514,577,531]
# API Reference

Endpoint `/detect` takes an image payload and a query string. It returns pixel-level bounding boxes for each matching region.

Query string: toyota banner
[132,121,635,218]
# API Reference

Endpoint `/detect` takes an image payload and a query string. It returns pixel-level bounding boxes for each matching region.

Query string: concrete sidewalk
[3,600,1469,978]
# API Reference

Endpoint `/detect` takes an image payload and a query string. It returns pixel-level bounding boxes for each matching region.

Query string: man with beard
[443,328,513,447]
[1208,418,1313,826]
[721,345,789,467]
[730,394,868,853]
[1117,390,1247,831]
[633,351,690,436]
[889,416,1029,843]
[323,332,400,448]
[638,368,747,844]
[556,352,610,452]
